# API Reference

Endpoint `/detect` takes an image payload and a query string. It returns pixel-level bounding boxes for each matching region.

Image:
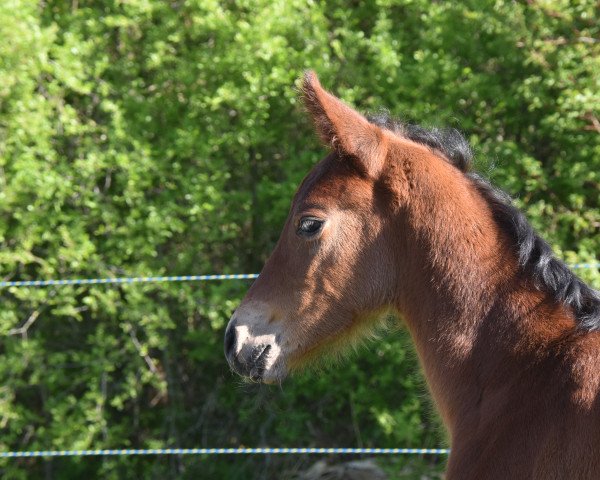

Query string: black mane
[368,112,600,331]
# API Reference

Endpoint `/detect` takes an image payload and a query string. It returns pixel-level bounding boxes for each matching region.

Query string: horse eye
[297,217,324,237]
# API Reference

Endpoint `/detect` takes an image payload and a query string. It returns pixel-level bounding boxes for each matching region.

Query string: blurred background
[0,0,598,478]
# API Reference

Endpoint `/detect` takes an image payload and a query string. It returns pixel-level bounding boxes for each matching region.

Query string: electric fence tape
[0,273,259,288]
[0,447,450,458]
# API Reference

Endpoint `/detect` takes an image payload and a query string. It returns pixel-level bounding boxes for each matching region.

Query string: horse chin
[257,350,288,384]
[260,365,288,384]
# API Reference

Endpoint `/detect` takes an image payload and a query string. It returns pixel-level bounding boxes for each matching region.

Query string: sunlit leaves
[0,0,598,478]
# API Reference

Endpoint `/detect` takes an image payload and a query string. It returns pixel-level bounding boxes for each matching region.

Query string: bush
[0,1,597,478]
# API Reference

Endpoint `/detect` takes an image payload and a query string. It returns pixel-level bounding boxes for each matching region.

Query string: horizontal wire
[0,274,259,288]
[571,263,600,269]
[0,447,450,458]
[0,262,598,288]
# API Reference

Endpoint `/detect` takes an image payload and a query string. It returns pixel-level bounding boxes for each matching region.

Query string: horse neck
[386,155,575,434]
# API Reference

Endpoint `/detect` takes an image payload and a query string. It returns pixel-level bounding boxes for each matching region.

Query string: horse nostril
[224,323,236,359]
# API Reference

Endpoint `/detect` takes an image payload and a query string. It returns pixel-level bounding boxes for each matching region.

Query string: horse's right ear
[301,71,387,177]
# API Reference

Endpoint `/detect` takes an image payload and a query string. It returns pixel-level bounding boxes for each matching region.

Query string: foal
[224,72,600,479]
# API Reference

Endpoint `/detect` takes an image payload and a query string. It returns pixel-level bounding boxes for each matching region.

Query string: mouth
[248,344,271,382]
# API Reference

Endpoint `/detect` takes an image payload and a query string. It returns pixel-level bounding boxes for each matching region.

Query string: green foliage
[0,0,598,478]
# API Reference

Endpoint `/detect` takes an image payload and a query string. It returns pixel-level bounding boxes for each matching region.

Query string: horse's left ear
[301,71,387,177]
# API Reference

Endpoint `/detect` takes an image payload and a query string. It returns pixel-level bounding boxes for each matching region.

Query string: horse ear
[301,71,387,177]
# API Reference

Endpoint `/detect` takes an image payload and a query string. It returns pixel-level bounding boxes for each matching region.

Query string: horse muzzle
[224,304,287,383]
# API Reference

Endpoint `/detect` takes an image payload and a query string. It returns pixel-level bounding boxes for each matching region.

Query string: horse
[224,71,600,479]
